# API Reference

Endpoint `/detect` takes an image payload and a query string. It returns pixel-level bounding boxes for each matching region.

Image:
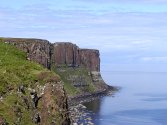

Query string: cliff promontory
[0,37,113,124]
[3,39,101,73]
[2,38,109,95]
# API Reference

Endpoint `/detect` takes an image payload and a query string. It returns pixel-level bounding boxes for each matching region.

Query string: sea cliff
[0,37,115,124]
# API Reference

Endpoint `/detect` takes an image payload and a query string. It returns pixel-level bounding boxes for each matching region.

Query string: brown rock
[3,38,51,69]
[1,38,101,72]
[79,49,100,71]
[52,43,100,71]
[52,42,80,67]
[41,82,70,125]
[0,117,3,124]
[0,116,7,125]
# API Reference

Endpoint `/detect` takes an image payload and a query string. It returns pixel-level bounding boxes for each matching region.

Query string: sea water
[84,71,167,125]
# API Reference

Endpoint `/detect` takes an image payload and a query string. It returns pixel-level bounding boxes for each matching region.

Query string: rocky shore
[69,104,94,125]
[68,86,119,125]
[68,85,118,106]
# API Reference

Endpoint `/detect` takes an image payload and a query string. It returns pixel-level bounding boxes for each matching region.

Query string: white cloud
[75,0,167,4]
[141,56,167,62]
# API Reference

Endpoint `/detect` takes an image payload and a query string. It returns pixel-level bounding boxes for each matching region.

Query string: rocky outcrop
[51,43,100,72]
[41,82,70,125]
[0,116,8,125]
[0,82,70,125]
[3,38,51,69]
[79,49,100,72]
[1,38,100,72]
[51,42,108,94]
[52,42,80,67]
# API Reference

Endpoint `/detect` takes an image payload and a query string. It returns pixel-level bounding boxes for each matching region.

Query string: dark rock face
[30,91,40,108]
[3,38,51,69]
[79,49,100,72]
[2,39,100,72]
[52,43,100,71]
[52,42,80,67]
[1,37,107,87]
[41,83,70,125]
[33,113,41,124]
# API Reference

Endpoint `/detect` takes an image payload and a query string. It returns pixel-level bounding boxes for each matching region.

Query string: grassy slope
[0,41,44,94]
[54,67,96,96]
[0,41,62,94]
[0,41,61,124]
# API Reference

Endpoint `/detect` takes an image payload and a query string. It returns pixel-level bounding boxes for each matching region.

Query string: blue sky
[1,0,167,71]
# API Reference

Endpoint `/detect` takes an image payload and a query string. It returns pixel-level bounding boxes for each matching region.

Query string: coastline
[68,85,119,106]
[68,85,119,125]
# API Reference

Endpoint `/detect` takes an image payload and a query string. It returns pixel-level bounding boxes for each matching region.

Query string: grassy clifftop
[0,41,49,94]
[0,42,70,124]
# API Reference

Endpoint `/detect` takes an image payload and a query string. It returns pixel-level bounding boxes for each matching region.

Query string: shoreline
[68,85,119,125]
[68,85,119,106]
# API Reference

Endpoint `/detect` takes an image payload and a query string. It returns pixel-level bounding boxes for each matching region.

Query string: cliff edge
[0,40,70,125]
[2,38,110,97]
[0,37,115,124]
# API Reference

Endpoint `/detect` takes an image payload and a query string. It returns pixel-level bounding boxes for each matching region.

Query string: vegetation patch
[54,67,96,96]
[0,41,67,124]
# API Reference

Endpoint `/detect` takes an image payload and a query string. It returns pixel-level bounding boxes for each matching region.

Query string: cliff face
[1,37,108,93]
[3,38,51,69]
[41,82,70,125]
[52,42,80,67]
[52,43,100,72]
[0,82,70,125]
[3,39,100,72]
[79,49,100,72]
[0,37,109,124]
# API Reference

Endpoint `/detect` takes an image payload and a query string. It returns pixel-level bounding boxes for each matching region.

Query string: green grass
[51,65,78,95]
[0,40,64,124]
[0,41,48,95]
[54,67,96,96]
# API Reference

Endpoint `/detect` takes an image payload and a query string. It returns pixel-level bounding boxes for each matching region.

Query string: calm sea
[84,71,167,125]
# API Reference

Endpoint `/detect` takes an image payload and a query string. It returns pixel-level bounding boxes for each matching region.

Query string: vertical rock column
[52,42,80,67]
[79,49,100,72]
[51,42,101,72]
